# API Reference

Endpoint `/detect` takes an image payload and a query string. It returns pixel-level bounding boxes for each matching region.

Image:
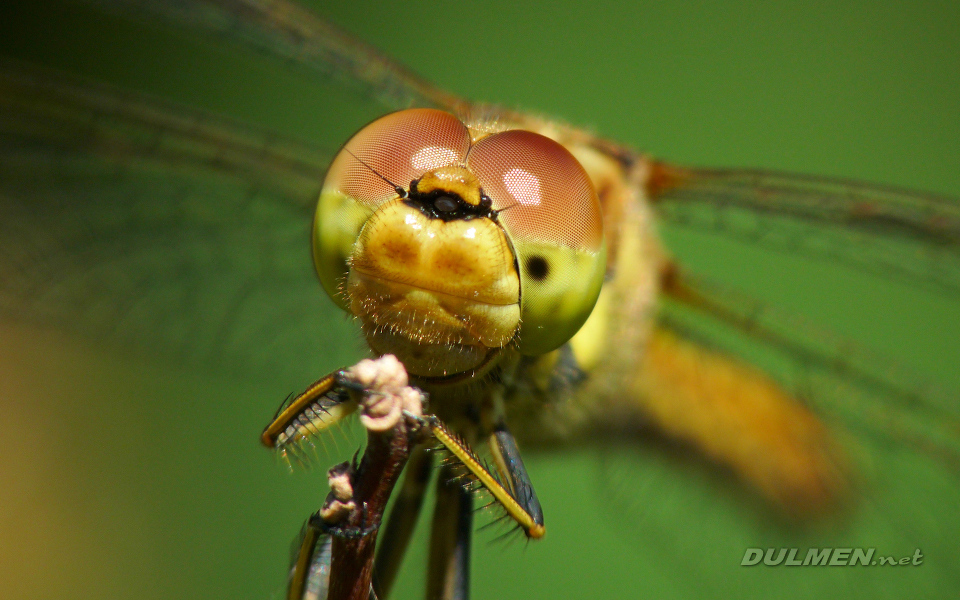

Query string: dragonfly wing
[658,268,960,467]
[643,163,960,494]
[559,265,960,597]
[507,155,960,596]
[0,59,361,381]
[651,164,960,294]
[87,0,464,113]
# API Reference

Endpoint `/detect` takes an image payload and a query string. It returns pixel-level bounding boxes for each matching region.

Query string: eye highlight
[467,129,604,253]
[324,108,471,207]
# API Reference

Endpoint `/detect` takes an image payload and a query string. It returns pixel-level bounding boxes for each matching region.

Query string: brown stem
[327,420,414,600]
[321,355,426,600]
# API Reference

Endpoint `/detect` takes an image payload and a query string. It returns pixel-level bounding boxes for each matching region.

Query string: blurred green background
[1,1,959,599]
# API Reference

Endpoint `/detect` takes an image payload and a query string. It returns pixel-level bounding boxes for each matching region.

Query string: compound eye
[314,109,472,310]
[469,130,604,253]
[324,108,472,207]
[468,130,606,355]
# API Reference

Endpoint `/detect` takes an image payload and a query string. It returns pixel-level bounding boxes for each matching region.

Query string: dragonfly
[1,1,959,599]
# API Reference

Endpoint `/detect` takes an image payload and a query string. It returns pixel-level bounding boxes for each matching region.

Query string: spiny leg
[419,415,545,539]
[373,444,434,599]
[270,356,427,600]
[427,463,473,600]
[265,361,545,598]
[261,370,361,466]
[489,422,544,534]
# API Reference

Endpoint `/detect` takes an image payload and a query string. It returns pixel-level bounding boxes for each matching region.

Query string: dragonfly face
[315,108,606,378]
[1,2,959,600]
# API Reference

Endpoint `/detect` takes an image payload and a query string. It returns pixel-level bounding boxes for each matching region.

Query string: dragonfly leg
[287,513,337,600]
[426,463,473,600]
[261,370,362,462]
[417,414,546,540]
[373,444,434,599]
[488,423,544,535]
[278,356,429,599]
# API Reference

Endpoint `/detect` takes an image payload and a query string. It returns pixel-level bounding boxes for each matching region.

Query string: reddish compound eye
[323,108,471,206]
[468,129,604,253]
[468,130,606,355]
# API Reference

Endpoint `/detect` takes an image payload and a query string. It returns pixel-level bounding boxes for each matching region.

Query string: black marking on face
[407,178,498,222]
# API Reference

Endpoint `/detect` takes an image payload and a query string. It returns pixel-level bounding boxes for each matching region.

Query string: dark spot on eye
[525,255,549,281]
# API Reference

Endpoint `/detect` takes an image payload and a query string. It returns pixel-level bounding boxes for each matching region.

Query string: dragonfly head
[313,109,606,378]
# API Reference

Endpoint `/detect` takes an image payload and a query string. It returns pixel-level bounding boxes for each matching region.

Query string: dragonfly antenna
[344,147,407,197]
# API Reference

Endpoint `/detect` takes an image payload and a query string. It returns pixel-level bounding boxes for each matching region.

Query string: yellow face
[313,109,606,378]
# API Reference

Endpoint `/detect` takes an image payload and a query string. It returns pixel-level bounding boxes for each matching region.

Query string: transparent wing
[88,0,464,113]
[651,164,960,294]
[659,268,960,469]
[1,0,462,381]
[0,58,361,381]
[589,266,960,597]
[646,162,960,483]
[0,0,472,379]
[584,161,960,597]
